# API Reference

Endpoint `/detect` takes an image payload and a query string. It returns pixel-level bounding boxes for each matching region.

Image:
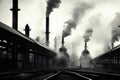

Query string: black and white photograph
[0,0,120,80]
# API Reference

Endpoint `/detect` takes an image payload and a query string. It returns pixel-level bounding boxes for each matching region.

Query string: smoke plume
[83,29,93,42]
[46,0,61,16]
[62,2,93,37]
[111,13,120,43]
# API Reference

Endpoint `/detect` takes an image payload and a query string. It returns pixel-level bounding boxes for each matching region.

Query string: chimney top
[24,24,31,37]
[25,24,29,29]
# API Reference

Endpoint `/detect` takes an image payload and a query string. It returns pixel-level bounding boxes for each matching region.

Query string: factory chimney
[46,16,50,46]
[85,41,87,50]
[24,24,31,37]
[10,0,20,30]
[62,36,64,47]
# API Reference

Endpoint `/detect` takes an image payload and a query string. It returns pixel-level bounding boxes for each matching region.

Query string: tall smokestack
[62,36,64,47]
[24,24,31,37]
[46,17,50,46]
[10,0,20,30]
[46,0,61,46]
[85,41,87,50]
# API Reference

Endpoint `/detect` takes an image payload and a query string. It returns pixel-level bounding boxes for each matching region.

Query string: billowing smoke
[62,2,93,37]
[83,29,93,42]
[35,36,46,46]
[35,36,40,42]
[46,0,61,16]
[112,30,120,42]
[35,31,46,46]
[111,13,120,44]
[69,43,79,68]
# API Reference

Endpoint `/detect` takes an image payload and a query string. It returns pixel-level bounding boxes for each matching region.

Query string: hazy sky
[1,0,120,59]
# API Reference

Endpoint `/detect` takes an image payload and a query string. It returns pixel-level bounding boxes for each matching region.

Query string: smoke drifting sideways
[62,2,94,38]
[83,29,93,42]
[61,2,94,68]
[111,13,120,44]
[46,0,61,16]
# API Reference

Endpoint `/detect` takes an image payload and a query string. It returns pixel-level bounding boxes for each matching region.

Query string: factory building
[0,22,57,72]
[80,42,92,69]
[57,37,69,68]
[0,0,58,72]
[92,44,120,73]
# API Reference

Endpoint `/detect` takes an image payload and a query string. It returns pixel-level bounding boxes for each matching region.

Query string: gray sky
[1,0,120,58]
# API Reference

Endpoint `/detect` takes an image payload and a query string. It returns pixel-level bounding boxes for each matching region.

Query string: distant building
[80,49,92,69]
[57,46,69,68]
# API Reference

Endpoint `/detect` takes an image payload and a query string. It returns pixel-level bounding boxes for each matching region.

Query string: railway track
[0,70,57,80]
[71,70,120,80]
[1,69,120,80]
[42,70,92,80]
[39,70,120,80]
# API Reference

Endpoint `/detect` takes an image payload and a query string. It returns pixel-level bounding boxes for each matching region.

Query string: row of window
[0,39,54,71]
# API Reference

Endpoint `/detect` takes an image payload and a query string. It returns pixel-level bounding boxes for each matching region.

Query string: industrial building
[80,41,92,69]
[0,0,70,73]
[0,22,57,72]
[92,45,120,73]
